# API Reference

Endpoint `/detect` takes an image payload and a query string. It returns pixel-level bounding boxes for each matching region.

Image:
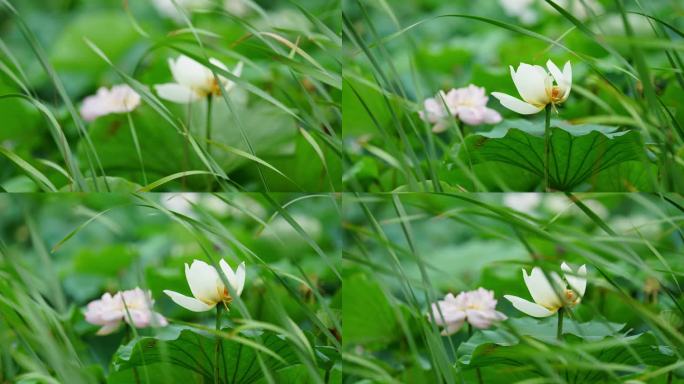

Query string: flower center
[550,86,563,103]
[210,78,223,96]
[564,289,579,306]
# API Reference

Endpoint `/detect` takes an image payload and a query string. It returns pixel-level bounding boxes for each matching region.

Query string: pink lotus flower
[419,85,502,133]
[430,288,507,335]
[84,288,167,335]
[80,84,141,122]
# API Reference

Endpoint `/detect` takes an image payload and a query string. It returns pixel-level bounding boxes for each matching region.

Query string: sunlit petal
[504,295,556,317]
[491,92,544,114]
[163,290,215,312]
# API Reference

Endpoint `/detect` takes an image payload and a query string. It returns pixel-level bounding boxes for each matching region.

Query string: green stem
[544,104,552,191]
[557,307,564,341]
[126,326,141,384]
[205,94,214,192]
[214,305,222,384]
[468,324,484,384]
[206,94,214,156]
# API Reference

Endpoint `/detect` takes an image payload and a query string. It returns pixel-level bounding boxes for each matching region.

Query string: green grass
[342,192,684,383]
[0,0,341,192]
[0,193,341,383]
[342,0,684,192]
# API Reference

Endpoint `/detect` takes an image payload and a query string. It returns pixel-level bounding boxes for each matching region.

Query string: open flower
[491,60,572,115]
[430,288,507,335]
[84,288,167,335]
[155,55,243,104]
[504,262,586,317]
[499,0,537,25]
[419,85,502,132]
[152,0,211,21]
[164,259,245,312]
[80,84,141,122]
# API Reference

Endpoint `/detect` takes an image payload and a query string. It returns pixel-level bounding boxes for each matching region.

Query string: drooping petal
[440,320,465,336]
[511,64,549,106]
[483,108,503,124]
[522,267,562,309]
[186,261,222,304]
[504,295,556,317]
[155,83,202,103]
[491,92,544,115]
[430,301,466,325]
[431,121,448,133]
[457,107,484,126]
[96,322,121,335]
[562,262,587,297]
[163,290,215,312]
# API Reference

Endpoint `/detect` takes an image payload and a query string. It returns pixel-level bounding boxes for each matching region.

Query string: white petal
[546,59,570,101]
[186,260,222,303]
[562,263,587,297]
[218,60,243,93]
[561,61,572,100]
[523,267,562,309]
[504,295,556,317]
[440,319,465,335]
[483,108,502,124]
[96,322,121,335]
[431,121,448,133]
[511,64,549,106]
[234,262,246,296]
[219,259,245,296]
[155,83,203,103]
[491,92,544,115]
[163,290,215,312]
[171,55,212,88]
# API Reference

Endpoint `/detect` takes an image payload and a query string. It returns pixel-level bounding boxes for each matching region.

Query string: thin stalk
[125,326,141,384]
[468,324,484,384]
[205,94,214,191]
[127,112,147,185]
[214,305,222,384]
[544,104,552,191]
[206,94,214,156]
[556,307,564,341]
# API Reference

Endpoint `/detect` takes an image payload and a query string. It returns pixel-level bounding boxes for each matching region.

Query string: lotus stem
[468,324,484,384]
[206,94,213,156]
[557,307,564,341]
[214,305,222,384]
[544,104,551,191]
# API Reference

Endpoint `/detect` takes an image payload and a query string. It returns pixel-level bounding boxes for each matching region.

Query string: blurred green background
[0,192,341,381]
[0,0,341,192]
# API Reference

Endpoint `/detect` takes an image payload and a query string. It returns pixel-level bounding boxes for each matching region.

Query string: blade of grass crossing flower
[1,0,105,191]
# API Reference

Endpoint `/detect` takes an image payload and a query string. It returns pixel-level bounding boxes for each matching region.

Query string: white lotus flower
[152,0,211,21]
[155,55,243,104]
[503,193,541,215]
[430,288,507,335]
[164,259,245,312]
[152,0,249,20]
[499,0,538,25]
[419,85,502,132]
[84,288,167,335]
[491,60,572,115]
[80,84,141,122]
[504,262,587,317]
